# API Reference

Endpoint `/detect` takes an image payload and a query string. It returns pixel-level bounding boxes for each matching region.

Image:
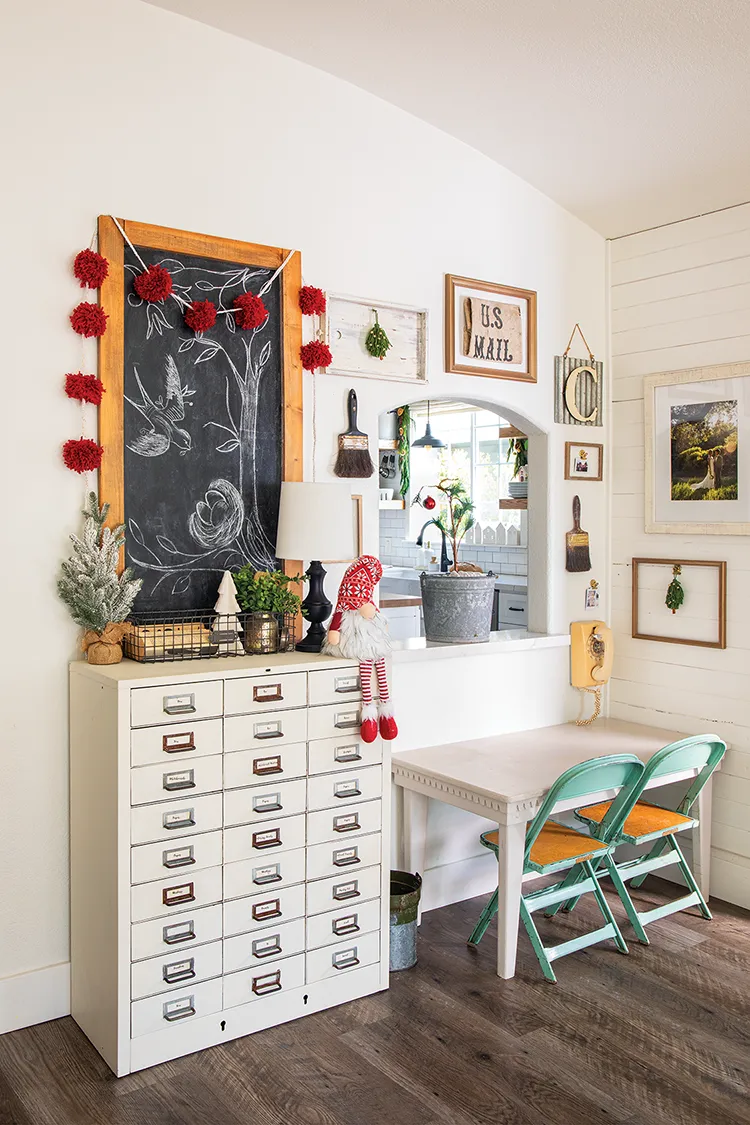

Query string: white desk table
[392,718,721,980]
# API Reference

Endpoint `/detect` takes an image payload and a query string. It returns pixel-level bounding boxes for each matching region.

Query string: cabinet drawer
[131,718,223,769]
[131,866,222,924]
[308,667,362,706]
[131,792,222,846]
[307,834,382,882]
[224,672,307,716]
[223,953,305,1010]
[131,754,223,807]
[307,800,382,847]
[131,977,222,1038]
[498,592,528,626]
[224,883,306,938]
[224,813,306,864]
[307,765,382,812]
[224,778,306,828]
[306,898,381,951]
[224,918,305,973]
[131,939,223,1001]
[224,743,307,789]
[308,702,362,742]
[131,829,223,886]
[131,681,223,728]
[306,865,382,916]
[224,847,306,901]
[225,708,307,753]
[306,932,380,983]
[131,903,223,963]
[308,736,382,776]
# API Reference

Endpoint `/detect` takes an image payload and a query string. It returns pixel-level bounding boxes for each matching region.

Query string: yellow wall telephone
[570,620,614,725]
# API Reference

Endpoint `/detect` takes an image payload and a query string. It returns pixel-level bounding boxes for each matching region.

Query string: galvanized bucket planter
[419,572,495,643]
[389,870,422,971]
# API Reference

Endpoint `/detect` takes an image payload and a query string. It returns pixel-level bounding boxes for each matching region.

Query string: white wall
[610,203,750,909]
[0,0,606,1013]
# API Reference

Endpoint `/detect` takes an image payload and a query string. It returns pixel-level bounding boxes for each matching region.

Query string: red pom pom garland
[299,286,327,316]
[73,249,109,289]
[134,264,173,303]
[185,300,218,333]
[62,438,104,474]
[65,372,105,406]
[300,340,332,371]
[233,292,268,330]
[70,301,108,338]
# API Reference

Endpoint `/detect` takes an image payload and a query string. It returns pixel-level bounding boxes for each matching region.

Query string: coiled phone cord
[576,685,602,726]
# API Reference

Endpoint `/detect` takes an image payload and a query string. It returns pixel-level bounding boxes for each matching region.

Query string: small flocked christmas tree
[212,570,244,653]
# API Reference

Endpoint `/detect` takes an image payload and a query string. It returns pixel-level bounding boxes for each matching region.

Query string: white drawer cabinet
[70,654,389,1076]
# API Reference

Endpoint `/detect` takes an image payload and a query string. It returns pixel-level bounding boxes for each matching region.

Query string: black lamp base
[296,560,332,653]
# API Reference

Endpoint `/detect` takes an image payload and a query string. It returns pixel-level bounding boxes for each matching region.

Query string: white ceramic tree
[213,570,244,653]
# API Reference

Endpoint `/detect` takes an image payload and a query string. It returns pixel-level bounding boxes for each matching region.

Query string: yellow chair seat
[576,800,696,843]
[483,821,607,872]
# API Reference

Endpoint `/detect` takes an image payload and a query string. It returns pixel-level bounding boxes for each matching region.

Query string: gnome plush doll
[323,555,398,743]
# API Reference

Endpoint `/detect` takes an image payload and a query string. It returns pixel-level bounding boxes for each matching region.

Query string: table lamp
[275,481,357,653]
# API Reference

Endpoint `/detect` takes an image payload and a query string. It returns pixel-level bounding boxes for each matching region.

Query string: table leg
[693,775,713,899]
[496,819,526,980]
[402,789,429,924]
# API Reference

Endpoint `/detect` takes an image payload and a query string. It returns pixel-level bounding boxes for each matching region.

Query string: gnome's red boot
[360,702,379,744]
[378,699,398,741]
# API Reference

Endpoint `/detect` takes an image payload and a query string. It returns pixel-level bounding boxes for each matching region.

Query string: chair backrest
[637,734,726,815]
[525,753,645,860]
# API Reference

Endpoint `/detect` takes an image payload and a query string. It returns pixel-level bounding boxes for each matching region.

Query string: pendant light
[412,401,445,449]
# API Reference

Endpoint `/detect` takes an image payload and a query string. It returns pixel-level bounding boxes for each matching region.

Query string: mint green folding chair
[467,753,646,982]
[567,735,726,944]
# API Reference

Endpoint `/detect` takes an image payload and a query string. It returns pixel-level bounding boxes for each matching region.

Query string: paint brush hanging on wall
[566,495,592,572]
[334,388,375,478]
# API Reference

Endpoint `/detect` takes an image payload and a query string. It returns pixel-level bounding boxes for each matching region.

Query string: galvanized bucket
[419,572,495,643]
[389,870,422,971]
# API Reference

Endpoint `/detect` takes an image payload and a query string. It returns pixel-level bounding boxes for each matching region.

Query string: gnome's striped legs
[375,657,398,741]
[359,660,378,743]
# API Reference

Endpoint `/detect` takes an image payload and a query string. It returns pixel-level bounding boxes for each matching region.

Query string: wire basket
[123,610,297,663]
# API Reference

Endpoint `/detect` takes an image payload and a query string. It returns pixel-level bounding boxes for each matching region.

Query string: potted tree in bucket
[414,480,495,643]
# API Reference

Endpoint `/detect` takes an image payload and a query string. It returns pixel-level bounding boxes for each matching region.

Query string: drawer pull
[162,845,195,870]
[333,880,360,901]
[254,730,284,740]
[162,731,196,754]
[252,934,282,959]
[252,792,283,814]
[162,882,195,908]
[508,606,524,613]
[252,898,281,921]
[253,684,283,703]
[334,744,362,763]
[332,847,360,868]
[334,676,360,694]
[333,813,360,833]
[163,957,196,984]
[253,755,283,776]
[163,693,196,716]
[252,827,282,850]
[163,769,196,792]
[163,995,196,1022]
[333,914,360,936]
[334,779,361,799]
[332,947,360,971]
[334,714,360,730]
[163,808,196,831]
[253,863,282,886]
[252,970,282,996]
[163,921,196,945]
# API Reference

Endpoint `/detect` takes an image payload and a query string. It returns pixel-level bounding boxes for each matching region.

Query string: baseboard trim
[0,962,71,1035]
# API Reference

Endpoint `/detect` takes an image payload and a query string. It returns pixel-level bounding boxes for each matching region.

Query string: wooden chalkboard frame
[97,216,303,593]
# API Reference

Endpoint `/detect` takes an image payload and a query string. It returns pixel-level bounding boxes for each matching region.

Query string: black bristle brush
[334,389,375,478]
[566,495,592,572]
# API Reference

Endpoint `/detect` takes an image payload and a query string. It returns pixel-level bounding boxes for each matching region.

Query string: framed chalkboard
[97,218,302,611]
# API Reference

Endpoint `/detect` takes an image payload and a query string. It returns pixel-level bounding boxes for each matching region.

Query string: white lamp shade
[275,482,357,563]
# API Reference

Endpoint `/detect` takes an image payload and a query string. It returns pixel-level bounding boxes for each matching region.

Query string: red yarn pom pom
[299,286,327,316]
[134,264,173,303]
[70,302,108,338]
[233,292,268,330]
[65,372,105,406]
[62,438,104,473]
[185,300,218,333]
[73,249,109,289]
[300,340,332,371]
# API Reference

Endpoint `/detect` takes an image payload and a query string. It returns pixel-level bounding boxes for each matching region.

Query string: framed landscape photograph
[445,274,536,382]
[565,441,603,482]
[644,362,749,535]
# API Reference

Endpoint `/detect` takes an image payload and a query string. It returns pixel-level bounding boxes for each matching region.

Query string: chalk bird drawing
[125,355,195,457]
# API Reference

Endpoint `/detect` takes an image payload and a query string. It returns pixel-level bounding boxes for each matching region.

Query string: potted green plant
[233,566,302,653]
[507,436,528,499]
[58,493,143,664]
[413,480,495,643]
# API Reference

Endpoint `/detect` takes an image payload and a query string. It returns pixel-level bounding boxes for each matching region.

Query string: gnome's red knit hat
[334,555,383,612]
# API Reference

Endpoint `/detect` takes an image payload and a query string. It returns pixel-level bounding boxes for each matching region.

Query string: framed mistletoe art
[97,217,303,612]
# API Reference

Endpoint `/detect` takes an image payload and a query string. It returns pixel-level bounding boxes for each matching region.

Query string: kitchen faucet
[416,519,452,573]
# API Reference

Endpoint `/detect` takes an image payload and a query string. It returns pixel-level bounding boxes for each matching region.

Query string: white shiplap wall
[610,203,750,909]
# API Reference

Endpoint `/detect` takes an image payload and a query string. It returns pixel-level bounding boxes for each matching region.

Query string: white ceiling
[146,0,750,236]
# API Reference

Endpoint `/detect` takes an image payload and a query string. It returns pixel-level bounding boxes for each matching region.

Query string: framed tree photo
[445,274,537,382]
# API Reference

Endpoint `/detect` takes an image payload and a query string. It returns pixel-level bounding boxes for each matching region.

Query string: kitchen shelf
[499,498,528,510]
[378,438,398,450]
[379,499,405,510]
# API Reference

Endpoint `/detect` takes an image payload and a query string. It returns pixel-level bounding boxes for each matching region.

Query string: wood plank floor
[1,877,749,1125]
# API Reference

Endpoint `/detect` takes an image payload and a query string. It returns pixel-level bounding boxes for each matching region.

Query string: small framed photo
[565,441,603,482]
[584,582,600,610]
[445,274,536,383]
